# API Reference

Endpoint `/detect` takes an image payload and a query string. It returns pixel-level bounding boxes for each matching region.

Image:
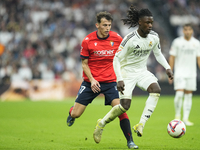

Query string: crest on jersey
[94,42,97,46]
[110,41,114,46]
[149,41,152,47]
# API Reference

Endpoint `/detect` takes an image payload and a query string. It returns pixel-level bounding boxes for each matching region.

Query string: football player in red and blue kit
[67,11,138,149]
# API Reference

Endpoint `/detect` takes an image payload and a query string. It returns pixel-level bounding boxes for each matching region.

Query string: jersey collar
[96,31,110,40]
[136,30,148,39]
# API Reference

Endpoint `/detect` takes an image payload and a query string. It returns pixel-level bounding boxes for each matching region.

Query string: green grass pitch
[0,95,200,150]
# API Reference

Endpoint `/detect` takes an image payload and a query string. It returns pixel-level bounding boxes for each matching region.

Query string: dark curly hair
[122,5,152,28]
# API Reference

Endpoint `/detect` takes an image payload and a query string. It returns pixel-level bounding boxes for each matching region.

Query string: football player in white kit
[93,6,173,145]
[169,24,200,126]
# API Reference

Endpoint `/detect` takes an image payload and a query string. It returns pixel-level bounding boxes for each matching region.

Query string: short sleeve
[80,38,89,59]
[115,35,131,59]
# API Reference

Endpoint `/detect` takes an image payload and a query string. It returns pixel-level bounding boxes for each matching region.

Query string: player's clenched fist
[117,81,125,95]
[166,69,174,80]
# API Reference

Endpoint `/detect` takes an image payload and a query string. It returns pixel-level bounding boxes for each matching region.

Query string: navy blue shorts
[75,81,119,106]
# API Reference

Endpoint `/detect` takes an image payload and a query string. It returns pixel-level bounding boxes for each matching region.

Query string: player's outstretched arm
[154,51,174,81]
[154,52,171,70]
[113,55,123,81]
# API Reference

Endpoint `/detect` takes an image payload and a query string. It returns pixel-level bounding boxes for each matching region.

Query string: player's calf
[67,106,75,126]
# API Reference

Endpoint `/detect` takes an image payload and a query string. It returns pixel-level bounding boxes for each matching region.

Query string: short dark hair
[96,11,113,23]
[122,5,152,28]
[139,8,152,18]
[183,23,192,28]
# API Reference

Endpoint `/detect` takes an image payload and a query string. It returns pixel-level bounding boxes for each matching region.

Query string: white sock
[174,91,184,119]
[183,93,192,121]
[100,104,127,127]
[139,93,160,127]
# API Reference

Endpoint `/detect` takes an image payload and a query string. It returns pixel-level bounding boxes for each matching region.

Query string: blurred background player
[169,24,200,126]
[66,11,138,149]
[93,6,173,142]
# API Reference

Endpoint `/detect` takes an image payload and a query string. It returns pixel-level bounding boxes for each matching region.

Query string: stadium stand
[0,0,199,100]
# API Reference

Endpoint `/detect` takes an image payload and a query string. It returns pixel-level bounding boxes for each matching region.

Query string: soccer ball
[167,119,186,138]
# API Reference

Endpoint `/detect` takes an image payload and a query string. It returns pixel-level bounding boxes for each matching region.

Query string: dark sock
[120,118,133,142]
[117,111,133,143]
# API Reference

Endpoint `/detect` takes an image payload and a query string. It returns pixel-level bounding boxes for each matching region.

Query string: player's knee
[148,83,161,93]
[153,87,161,93]
[121,104,130,110]
[120,99,131,110]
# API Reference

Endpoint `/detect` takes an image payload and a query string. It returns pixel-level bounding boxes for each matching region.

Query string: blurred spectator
[18,60,33,81]
[41,66,55,80]
[10,65,30,98]
[54,56,65,73]
[62,67,76,82]
[23,42,36,59]
[32,66,41,79]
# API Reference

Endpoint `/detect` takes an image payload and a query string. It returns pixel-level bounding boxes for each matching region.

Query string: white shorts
[119,70,158,99]
[174,77,197,91]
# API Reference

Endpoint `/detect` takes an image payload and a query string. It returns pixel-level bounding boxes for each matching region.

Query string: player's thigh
[119,77,137,100]
[137,70,158,91]
[185,78,197,91]
[101,82,119,105]
[174,77,186,90]
[75,81,99,106]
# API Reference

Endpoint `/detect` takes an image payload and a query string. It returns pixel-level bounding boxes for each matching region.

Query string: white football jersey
[114,30,170,81]
[169,36,200,78]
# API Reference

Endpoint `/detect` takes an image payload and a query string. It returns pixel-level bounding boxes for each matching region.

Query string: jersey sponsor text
[94,49,115,56]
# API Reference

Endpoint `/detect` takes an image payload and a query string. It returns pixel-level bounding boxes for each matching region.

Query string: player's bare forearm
[169,55,175,71]
[166,69,173,80]
[197,57,200,69]
[82,59,101,93]
[82,59,94,81]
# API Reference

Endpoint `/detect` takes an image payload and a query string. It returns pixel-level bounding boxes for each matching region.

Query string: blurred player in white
[93,6,173,143]
[169,24,200,126]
